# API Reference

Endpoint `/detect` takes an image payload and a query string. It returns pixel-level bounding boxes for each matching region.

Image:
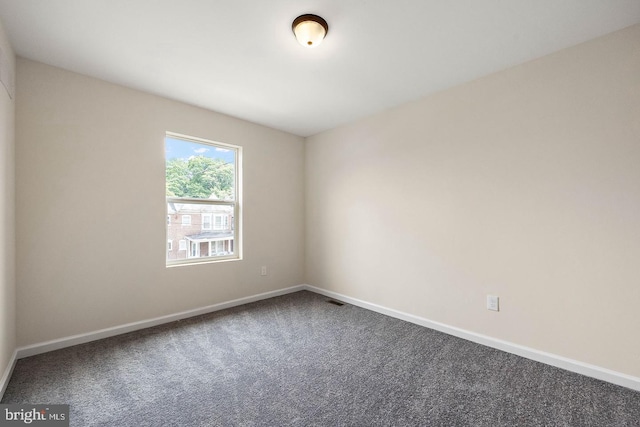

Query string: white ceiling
[1,1,639,137]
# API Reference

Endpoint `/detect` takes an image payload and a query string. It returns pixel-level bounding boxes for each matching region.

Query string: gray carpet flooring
[2,290,639,426]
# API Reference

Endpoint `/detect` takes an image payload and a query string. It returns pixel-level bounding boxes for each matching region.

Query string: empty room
[1,1,639,425]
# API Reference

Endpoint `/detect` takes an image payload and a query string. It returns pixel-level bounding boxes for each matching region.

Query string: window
[213,214,229,230]
[166,132,241,266]
[167,240,173,251]
[211,240,224,255]
[202,214,212,231]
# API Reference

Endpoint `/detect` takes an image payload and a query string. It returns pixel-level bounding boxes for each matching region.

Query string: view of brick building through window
[166,203,234,261]
[165,133,239,265]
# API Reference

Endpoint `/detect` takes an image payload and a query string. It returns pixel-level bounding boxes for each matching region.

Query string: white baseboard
[9,283,640,393]
[16,285,305,359]
[0,349,18,401]
[302,284,640,392]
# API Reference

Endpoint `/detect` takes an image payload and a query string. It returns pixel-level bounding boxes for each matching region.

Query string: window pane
[165,133,240,266]
[167,203,234,261]
[165,136,236,200]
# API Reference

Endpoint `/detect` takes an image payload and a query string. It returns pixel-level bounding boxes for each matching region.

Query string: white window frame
[213,214,229,231]
[166,132,242,267]
[179,239,187,251]
[202,213,212,231]
[167,240,173,251]
[190,241,199,258]
[181,215,191,226]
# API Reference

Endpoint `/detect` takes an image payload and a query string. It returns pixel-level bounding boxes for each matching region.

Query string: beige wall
[0,18,15,381]
[16,59,305,346]
[8,20,640,382]
[306,24,640,377]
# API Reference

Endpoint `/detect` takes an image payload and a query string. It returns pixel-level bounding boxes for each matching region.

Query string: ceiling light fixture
[292,14,328,48]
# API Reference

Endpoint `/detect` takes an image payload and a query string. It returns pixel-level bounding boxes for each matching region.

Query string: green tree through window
[166,156,234,200]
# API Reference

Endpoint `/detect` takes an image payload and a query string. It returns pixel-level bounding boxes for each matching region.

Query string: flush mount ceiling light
[292,14,329,48]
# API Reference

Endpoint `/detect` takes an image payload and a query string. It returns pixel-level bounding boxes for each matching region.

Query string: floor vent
[327,300,344,306]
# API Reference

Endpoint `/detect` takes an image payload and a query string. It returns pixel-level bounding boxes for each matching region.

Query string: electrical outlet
[487,295,499,312]
[260,266,267,276]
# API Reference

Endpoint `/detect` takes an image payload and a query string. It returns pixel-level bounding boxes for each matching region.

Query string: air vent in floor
[327,300,344,306]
